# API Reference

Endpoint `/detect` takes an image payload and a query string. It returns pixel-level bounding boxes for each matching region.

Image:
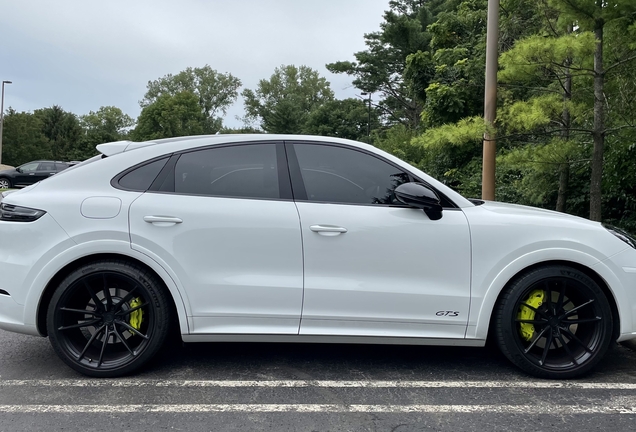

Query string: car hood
[0,168,15,176]
[475,200,598,226]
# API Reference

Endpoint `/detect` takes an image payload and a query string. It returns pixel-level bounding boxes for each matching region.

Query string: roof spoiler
[96,140,156,157]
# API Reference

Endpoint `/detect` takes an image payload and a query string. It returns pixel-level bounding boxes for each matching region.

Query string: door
[14,162,40,185]
[128,143,304,334]
[288,142,471,339]
[35,161,57,182]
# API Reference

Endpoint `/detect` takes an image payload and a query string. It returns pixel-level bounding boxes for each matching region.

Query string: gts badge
[436,311,460,317]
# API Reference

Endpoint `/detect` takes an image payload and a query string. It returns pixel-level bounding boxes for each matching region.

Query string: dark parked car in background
[0,160,76,189]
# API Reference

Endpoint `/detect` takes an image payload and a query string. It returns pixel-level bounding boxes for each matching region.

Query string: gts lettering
[436,311,460,317]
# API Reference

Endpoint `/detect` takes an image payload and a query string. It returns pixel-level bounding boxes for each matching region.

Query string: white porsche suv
[1,134,635,378]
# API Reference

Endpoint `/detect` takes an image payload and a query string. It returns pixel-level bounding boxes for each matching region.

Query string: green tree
[242,65,334,133]
[141,65,241,133]
[34,106,82,161]
[0,109,51,166]
[76,106,135,160]
[327,0,444,128]
[303,98,380,142]
[133,92,206,141]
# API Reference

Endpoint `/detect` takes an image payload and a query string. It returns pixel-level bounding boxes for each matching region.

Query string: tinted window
[173,144,279,199]
[20,162,39,172]
[55,163,70,171]
[37,162,56,171]
[293,144,409,205]
[119,158,169,191]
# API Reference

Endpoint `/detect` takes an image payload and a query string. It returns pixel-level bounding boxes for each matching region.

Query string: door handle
[310,225,348,236]
[143,215,183,226]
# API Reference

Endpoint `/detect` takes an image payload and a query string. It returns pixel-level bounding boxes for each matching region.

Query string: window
[292,144,409,205]
[37,162,56,171]
[19,162,39,173]
[173,144,280,199]
[118,157,169,191]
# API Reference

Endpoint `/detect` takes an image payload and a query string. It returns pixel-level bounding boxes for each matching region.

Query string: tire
[494,265,613,379]
[0,177,11,189]
[47,260,171,377]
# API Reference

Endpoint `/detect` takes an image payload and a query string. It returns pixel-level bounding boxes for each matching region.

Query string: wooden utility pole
[481,0,499,201]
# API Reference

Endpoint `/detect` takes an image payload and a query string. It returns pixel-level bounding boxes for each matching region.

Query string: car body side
[1,135,635,345]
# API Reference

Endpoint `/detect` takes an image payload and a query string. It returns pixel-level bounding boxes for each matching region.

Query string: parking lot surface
[0,330,635,431]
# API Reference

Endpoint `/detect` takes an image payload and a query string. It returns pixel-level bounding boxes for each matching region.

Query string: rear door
[128,142,304,335]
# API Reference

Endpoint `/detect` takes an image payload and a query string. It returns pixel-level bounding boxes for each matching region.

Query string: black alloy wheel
[47,260,171,377]
[495,265,613,379]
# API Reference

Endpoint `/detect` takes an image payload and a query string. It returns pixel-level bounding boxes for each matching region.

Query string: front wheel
[47,260,171,377]
[494,265,613,379]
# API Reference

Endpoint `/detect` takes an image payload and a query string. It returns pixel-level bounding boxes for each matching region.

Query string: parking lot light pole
[0,80,12,165]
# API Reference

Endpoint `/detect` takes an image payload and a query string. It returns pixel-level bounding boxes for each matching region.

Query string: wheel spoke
[78,325,106,361]
[115,302,148,316]
[98,327,111,367]
[113,286,140,313]
[115,320,149,340]
[84,282,105,312]
[58,319,101,331]
[561,299,595,318]
[556,282,566,312]
[60,307,99,317]
[561,327,594,355]
[102,274,112,310]
[523,326,549,354]
[539,331,554,366]
[520,302,549,318]
[564,317,601,325]
[112,325,136,357]
[544,281,553,314]
[556,333,579,365]
[515,319,547,325]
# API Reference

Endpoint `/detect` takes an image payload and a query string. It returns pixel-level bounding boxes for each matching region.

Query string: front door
[287,142,471,339]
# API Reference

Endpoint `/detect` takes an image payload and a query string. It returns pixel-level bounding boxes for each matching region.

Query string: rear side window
[172,144,280,199]
[118,158,169,191]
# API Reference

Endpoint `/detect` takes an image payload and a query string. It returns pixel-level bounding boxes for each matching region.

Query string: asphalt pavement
[0,329,635,431]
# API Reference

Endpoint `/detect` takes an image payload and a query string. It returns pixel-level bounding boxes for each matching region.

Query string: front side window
[292,144,409,205]
[19,162,39,173]
[173,144,280,199]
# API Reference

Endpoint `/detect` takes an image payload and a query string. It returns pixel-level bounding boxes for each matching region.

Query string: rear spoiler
[96,140,156,157]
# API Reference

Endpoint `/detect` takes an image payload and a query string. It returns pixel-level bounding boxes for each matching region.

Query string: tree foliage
[242,65,334,133]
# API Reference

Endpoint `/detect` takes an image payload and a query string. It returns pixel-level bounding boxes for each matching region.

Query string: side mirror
[394,183,443,220]
[15,167,22,173]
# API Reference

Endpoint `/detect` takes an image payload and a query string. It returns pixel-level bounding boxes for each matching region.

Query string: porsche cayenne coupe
[1,134,635,378]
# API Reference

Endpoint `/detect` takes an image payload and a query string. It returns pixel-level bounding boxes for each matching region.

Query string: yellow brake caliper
[129,297,144,331]
[517,290,545,341]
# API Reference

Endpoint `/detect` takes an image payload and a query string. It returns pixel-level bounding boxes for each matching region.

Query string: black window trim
[143,141,294,202]
[283,140,459,209]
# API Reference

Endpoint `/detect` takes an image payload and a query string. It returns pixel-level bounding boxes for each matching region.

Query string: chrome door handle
[143,215,183,225]
[310,225,348,235]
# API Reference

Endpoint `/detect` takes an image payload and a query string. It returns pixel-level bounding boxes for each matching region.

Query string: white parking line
[1,379,636,389]
[0,403,635,414]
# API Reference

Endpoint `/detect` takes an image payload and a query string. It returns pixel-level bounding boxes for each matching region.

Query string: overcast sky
[0,0,389,127]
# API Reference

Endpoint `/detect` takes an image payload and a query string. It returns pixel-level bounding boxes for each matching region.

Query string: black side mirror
[15,167,22,173]
[394,182,443,220]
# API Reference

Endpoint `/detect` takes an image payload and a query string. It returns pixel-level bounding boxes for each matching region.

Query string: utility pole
[0,80,12,165]
[481,0,499,201]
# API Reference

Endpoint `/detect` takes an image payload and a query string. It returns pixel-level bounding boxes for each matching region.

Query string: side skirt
[181,334,486,347]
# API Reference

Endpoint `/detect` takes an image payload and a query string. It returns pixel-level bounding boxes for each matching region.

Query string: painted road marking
[1,379,636,389]
[0,403,634,414]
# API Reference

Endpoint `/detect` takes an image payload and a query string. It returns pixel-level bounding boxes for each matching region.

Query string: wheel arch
[483,260,620,343]
[36,252,188,337]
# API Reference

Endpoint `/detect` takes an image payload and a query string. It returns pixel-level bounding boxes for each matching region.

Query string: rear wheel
[0,177,11,189]
[495,265,613,379]
[47,260,171,377]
